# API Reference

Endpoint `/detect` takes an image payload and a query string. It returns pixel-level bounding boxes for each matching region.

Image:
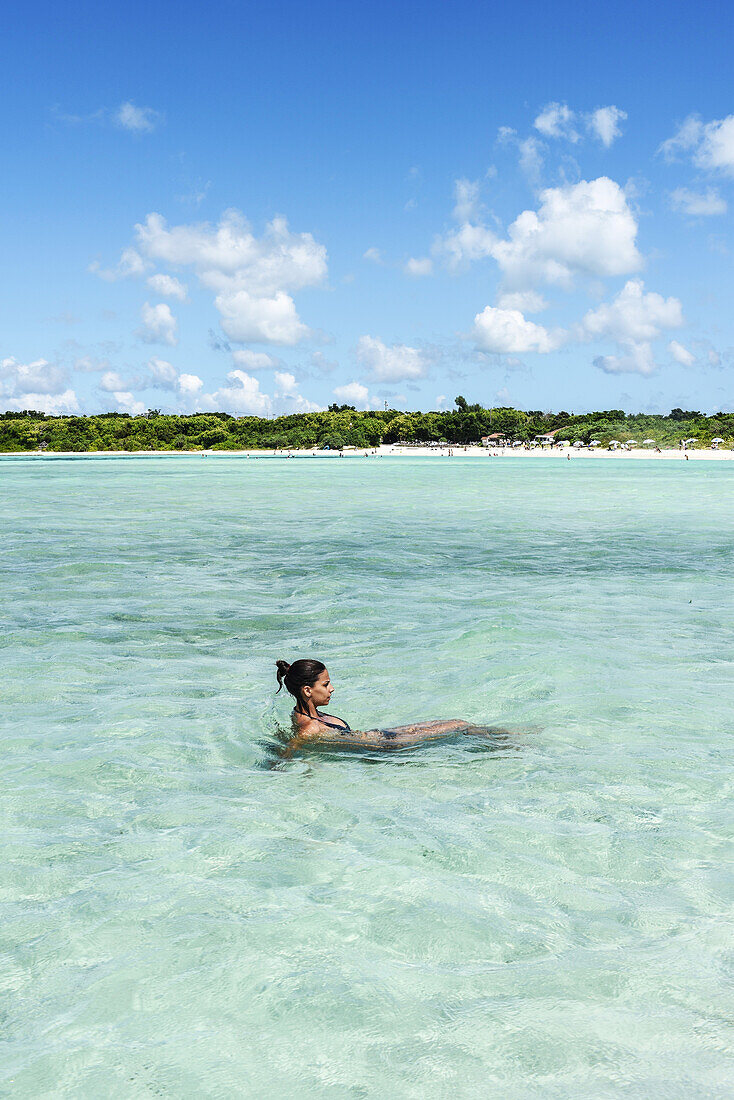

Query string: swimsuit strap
[296,707,351,733]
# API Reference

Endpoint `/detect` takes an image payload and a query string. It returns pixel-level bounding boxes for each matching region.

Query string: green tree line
[0,399,732,452]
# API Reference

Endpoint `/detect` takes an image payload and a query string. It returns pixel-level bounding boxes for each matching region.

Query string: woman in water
[275,658,509,757]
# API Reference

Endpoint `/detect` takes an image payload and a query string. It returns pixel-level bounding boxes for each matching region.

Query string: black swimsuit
[296,709,352,733]
[295,710,398,741]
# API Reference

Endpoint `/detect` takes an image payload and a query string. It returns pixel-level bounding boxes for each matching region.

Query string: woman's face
[305,668,333,708]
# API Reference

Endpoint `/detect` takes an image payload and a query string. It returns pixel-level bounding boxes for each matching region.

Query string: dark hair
[276,659,326,712]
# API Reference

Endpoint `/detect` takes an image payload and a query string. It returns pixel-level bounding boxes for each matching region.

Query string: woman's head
[276,658,333,712]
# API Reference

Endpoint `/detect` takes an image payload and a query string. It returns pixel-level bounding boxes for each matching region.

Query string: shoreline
[2,445,733,461]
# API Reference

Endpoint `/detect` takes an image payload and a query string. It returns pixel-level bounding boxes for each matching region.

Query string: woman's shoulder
[291,710,322,741]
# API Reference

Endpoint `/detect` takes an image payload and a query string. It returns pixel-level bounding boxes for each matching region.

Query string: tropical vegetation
[0,399,731,452]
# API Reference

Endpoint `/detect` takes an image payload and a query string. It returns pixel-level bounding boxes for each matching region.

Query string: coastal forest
[0,398,732,452]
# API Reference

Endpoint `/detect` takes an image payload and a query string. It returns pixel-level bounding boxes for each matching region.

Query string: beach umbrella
[589,440,601,447]
[608,439,621,446]
[572,441,583,448]
[559,440,571,447]
[711,437,725,443]
[643,438,655,444]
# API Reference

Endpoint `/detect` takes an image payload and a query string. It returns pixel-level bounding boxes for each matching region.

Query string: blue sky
[1,0,732,416]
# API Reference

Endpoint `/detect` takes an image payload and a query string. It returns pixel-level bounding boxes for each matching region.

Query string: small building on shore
[535,428,567,447]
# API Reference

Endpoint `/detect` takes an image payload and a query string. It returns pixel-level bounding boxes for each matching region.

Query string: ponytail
[275,659,291,693]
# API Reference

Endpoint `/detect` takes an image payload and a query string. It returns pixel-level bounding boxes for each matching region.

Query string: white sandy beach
[10,445,733,460]
[374,445,734,460]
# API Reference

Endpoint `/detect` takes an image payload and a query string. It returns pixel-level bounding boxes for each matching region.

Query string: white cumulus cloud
[579,279,683,344]
[594,345,658,376]
[587,106,627,146]
[147,273,188,299]
[131,210,326,346]
[138,302,178,346]
[178,373,203,394]
[493,177,642,290]
[453,178,481,222]
[356,336,428,382]
[404,256,433,276]
[533,102,626,146]
[116,101,162,133]
[518,137,544,181]
[90,247,149,282]
[499,128,545,181]
[580,279,684,378]
[669,340,695,367]
[231,349,280,371]
[431,176,497,270]
[111,391,146,415]
[433,222,496,272]
[139,358,204,398]
[670,187,727,216]
[697,115,734,173]
[660,114,734,175]
[99,370,129,392]
[273,372,322,412]
[0,357,68,396]
[432,176,640,287]
[274,371,298,396]
[333,381,369,407]
[146,357,179,387]
[534,102,579,141]
[496,290,548,313]
[135,210,326,295]
[473,307,565,354]
[4,389,80,414]
[215,289,308,345]
[204,368,321,416]
[208,370,272,416]
[1,359,78,413]
[73,356,111,373]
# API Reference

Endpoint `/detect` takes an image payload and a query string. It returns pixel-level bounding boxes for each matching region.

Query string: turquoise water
[1,455,732,1098]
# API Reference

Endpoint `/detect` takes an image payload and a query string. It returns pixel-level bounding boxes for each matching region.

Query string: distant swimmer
[274,658,518,758]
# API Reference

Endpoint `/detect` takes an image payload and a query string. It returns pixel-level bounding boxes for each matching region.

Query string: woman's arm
[277,720,529,757]
[291,720,487,751]
[360,721,525,748]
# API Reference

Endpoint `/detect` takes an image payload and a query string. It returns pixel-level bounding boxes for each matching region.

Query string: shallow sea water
[1,454,733,1098]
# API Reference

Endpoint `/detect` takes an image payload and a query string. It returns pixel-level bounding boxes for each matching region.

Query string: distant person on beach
[275,659,511,758]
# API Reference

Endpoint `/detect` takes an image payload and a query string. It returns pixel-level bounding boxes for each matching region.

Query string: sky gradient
[2,0,732,416]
